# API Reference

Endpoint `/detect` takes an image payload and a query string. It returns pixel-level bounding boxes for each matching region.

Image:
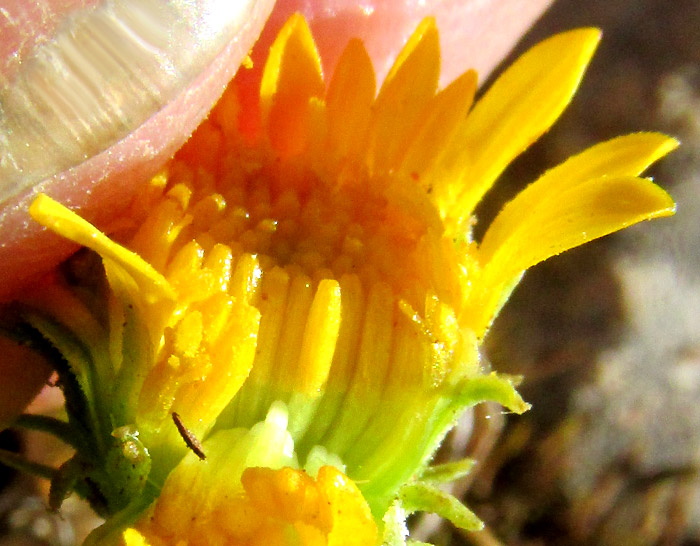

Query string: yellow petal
[399,69,478,183]
[438,28,602,233]
[367,17,440,173]
[467,175,675,334]
[325,38,376,166]
[260,13,325,156]
[260,13,324,113]
[298,274,366,448]
[243,466,327,527]
[480,132,679,262]
[296,279,342,393]
[29,194,175,303]
[122,529,149,546]
[323,282,395,455]
[276,273,315,388]
[319,466,378,546]
[234,266,291,422]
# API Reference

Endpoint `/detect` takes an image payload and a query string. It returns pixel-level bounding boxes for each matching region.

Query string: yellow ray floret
[432,28,603,234]
[30,194,175,304]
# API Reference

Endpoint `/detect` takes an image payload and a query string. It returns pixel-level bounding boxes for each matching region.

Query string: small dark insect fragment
[172,412,206,460]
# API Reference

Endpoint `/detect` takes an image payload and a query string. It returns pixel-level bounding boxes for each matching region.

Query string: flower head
[6,13,675,546]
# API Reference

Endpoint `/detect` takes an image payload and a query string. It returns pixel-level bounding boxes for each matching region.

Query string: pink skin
[0,0,551,419]
[256,0,555,88]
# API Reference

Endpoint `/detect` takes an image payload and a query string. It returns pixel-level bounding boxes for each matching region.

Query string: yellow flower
[10,12,675,546]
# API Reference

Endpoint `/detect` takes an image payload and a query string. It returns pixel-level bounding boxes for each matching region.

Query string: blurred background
[2,0,700,545]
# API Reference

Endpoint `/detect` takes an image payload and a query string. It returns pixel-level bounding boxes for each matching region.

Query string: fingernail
[0,0,261,204]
